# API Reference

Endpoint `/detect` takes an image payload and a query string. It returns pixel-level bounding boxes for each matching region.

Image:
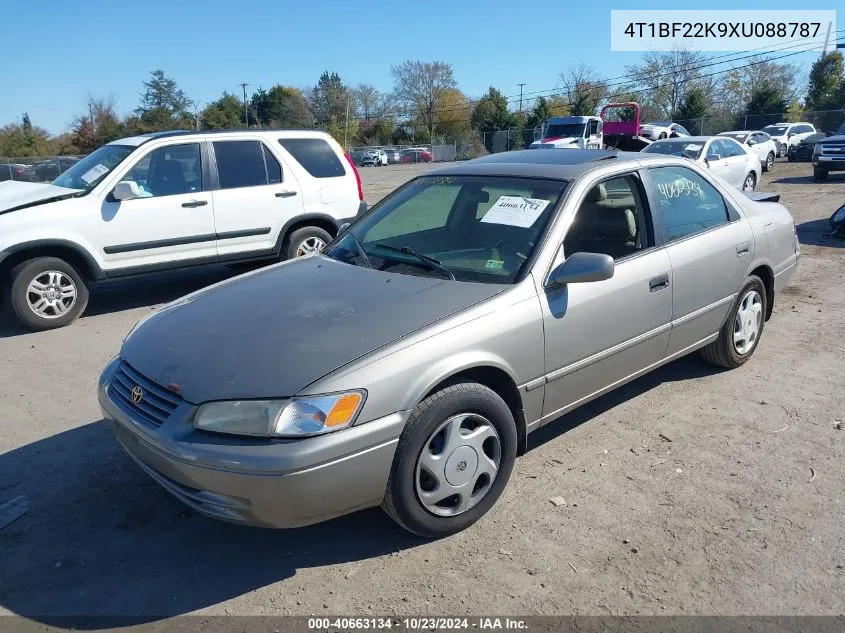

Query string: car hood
[819,134,845,144]
[0,180,83,214]
[530,136,581,148]
[120,256,506,403]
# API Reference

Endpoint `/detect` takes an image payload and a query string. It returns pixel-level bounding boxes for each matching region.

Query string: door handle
[736,242,750,256]
[181,200,208,208]
[649,273,670,291]
[275,190,297,198]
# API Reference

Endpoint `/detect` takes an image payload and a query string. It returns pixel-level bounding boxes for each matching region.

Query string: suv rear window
[279,138,346,178]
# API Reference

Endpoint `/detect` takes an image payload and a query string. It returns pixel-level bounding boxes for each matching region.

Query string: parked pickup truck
[812,122,845,181]
[0,129,366,331]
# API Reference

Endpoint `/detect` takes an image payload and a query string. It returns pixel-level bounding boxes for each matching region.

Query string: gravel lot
[0,159,843,622]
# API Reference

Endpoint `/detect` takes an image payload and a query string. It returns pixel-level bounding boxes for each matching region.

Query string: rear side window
[279,138,346,178]
[213,140,281,189]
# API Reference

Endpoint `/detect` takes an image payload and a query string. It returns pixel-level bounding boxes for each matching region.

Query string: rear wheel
[283,226,333,260]
[764,152,775,172]
[5,256,89,331]
[701,275,766,369]
[814,168,828,182]
[382,382,517,538]
[742,172,757,192]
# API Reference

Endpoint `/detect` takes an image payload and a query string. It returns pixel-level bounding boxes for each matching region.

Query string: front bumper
[813,154,845,171]
[98,357,406,528]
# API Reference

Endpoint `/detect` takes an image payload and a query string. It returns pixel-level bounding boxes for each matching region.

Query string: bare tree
[391,60,457,142]
[355,83,381,120]
[558,64,607,115]
[625,47,709,119]
[717,57,802,115]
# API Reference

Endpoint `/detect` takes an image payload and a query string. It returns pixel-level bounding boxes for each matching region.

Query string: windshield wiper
[374,244,456,281]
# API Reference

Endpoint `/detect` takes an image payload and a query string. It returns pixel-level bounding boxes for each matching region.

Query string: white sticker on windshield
[684,144,703,152]
[480,196,550,228]
[80,164,109,184]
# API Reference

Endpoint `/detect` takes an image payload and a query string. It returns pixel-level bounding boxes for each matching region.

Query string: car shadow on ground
[796,219,844,248]
[771,174,843,185]
[0,355,723,626]
[0,266,241,339]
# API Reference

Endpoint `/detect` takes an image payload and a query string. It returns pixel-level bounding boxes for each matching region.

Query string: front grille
[820,142,845,155]
[108,360,182,427]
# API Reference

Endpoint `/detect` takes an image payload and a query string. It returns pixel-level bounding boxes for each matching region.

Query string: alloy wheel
[25,271,77,319]
[295,236,326,257]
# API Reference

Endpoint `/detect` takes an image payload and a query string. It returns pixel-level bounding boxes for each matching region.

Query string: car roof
[652,136,712,142]
[108,128,335,148]
[424,148,673,180]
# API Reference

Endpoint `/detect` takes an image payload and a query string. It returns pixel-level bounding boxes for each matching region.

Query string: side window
[278,138,346,178]
[721,139,743,157]
[262,145,282,184]
[363,184,460,242]
[564,175,653,261]
[213,140,278,189]
[649,166,730,242]
[122,143,202,198]
[589,119,599,136]
[707,139,725,159]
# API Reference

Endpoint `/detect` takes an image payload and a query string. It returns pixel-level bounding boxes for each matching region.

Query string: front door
[643,164,755,357]
[99,141,216,271]
[539,172,673,423]
[209,138,304,258]
[704,139,739,188]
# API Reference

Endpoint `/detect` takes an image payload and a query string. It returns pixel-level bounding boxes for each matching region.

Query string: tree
[391,60,457,142]
[68,95,126,154]
[434,88,471,139]
[741,84,787,129]
[355,84,381,120]
[719,57,799,116]
[470,87,515,153]
[625,48,709,119]
[806,51,844,111]
[559,64,607,116]
[201,93,245,129]
[674,86,709,134]
[0,116,51,158]
[784,99,805,123]
[310,71,352,128]
[135,69,192,132]
[252,86,311,128]
[525,96,551,131]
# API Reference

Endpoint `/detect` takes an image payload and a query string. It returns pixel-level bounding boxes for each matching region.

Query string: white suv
[761,122,817,157]
[0,129,366,331]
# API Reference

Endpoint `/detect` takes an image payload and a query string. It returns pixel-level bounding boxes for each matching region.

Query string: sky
[0,0,841,135]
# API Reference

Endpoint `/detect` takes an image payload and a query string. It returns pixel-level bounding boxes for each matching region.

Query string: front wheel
[814,168,828,182]
[382,382,517,538]
[5,256,89,331]
[742,172,757,192]
[283,226,333,260]
[764,152,775,172]
[700,275,766,369]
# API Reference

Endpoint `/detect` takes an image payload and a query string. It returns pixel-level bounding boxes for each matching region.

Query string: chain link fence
[346,143,459,166]
[0,156,84,183]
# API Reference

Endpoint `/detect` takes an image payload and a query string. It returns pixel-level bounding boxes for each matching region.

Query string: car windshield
[836,123,845,135]
[52,144,135,191]
[762,125,789,135]
[546,123,586,137]
[721,133,747,142]
[324,175,567,284]
[642,140,704,160]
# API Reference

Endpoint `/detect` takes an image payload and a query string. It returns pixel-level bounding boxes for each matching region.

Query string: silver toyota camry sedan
[98,149,800,537]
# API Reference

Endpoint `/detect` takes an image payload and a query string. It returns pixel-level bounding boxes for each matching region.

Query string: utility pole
[238,82,250,128]
[517,83,527,113]
[821,21,832,57]
[343,93,350,149]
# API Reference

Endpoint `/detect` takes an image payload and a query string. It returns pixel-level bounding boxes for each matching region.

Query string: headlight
[193,390,366,438]
[833,205,845,223]
[813,143,822,156]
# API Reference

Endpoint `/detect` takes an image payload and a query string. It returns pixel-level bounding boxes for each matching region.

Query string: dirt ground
[0,159,843,623]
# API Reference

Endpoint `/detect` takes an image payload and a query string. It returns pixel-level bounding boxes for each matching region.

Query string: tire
[764,152,775,172]
[700,275,766,369]
[813,168,828,182]
[742,172,757,192]
[283,226,333,260]
[787,153,796,162]
[382,381,517,538]
[5,257,89,331]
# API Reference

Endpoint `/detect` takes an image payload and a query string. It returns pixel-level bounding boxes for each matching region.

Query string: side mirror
[787,132,795,138]
[747,139,756,146]
[705,153,721,163]
[113,180,141,201]
[338,222,351,234]
[545,252,615,288]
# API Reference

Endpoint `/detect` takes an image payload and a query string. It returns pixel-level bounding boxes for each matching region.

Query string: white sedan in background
[639,121,691,141]
[641,136,761,192]
[718,130,779,173]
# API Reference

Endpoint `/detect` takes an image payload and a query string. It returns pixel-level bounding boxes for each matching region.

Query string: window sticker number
[657,179,702,200]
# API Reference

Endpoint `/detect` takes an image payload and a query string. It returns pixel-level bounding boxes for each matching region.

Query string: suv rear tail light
[343,152,364,201]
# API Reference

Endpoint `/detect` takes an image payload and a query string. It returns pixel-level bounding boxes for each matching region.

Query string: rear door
[642,164,754,357]
[210,138,302,258]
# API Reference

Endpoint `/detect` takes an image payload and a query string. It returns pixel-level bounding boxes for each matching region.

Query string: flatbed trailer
[600,102,653,151]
